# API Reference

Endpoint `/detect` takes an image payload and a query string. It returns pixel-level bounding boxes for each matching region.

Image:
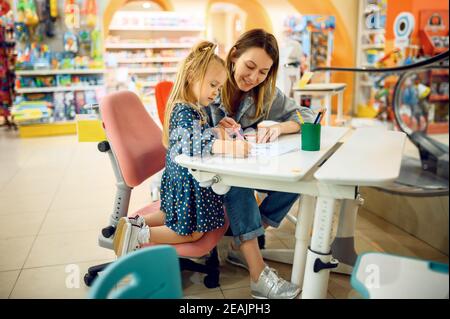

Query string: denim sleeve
[267,87,316,124]
[169,107,216,157]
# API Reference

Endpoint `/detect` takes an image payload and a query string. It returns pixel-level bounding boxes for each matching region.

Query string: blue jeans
[224,187,300,246]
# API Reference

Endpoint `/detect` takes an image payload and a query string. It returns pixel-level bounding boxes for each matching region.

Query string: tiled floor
[0,128,448,299]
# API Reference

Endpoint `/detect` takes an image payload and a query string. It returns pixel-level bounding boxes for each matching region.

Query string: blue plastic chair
[351,252,449,299]
[88,245,183,299]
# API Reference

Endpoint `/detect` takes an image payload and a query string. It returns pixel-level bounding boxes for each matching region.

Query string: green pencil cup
[301,123,321,151]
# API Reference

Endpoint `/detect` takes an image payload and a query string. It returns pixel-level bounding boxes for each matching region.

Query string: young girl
[113,41,251,257]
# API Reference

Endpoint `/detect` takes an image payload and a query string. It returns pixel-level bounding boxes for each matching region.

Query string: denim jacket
[205,87,315,129]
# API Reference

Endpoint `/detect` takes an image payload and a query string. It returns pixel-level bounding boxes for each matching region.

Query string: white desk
[176,127,406,299]
[293,83,346,126]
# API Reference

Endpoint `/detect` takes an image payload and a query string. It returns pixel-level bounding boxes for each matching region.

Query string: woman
[205,29,315,299]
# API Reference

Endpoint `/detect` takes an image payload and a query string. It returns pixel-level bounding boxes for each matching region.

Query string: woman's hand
[256,123,282,143]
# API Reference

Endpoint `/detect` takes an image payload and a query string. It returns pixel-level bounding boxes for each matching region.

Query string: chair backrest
[154,81,174,125]
[100,91,166,187]
[88,245,182,299]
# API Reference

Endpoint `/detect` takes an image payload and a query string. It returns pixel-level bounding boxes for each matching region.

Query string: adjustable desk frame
[176,127,406,298]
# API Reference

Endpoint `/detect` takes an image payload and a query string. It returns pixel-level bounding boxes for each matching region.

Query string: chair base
[84,248,221,289]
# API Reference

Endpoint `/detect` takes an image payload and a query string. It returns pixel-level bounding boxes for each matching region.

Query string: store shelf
[361,44,385,50]
[430,69,449,76]
[17,121,76,138]
[127,67,178,74]
[363,29,386,35]
[109,26,205,32]
[16,69,106,76]
[105,43,195,49]
[429,95,449,102]
[16,85,104,94]
[138,81,158,87]
[116,57,183,63]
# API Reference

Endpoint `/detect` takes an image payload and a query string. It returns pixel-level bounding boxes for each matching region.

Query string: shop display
[12,0,105,128]
[419,10,449,56]
[283,14,335,82]
[0,3,17,130]
[105,10,204,119]
[354,0,388,117]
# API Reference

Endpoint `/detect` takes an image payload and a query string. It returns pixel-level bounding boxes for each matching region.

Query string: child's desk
[176,126,406,299]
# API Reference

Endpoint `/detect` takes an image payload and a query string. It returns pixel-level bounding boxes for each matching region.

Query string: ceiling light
[142,2,152,9]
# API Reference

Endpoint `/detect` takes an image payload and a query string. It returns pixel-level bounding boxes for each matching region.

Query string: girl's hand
[256,123,282,143]
[231,140,251,158]
[212,139,252,158]
[219,117,240,130]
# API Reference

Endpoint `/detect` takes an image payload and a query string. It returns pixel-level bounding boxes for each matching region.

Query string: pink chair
[84,91,229,288]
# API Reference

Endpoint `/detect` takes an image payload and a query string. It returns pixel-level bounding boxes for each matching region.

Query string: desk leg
[337,91,344,124]
[302,196,338,299]
[324,95,331,126]
[291,195,315,287]
[331,198,362,275]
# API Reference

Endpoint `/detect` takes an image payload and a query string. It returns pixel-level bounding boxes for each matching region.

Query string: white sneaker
[250,265,301,299]
[113,216,150,258]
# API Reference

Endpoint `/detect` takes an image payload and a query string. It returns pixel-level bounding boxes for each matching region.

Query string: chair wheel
[204,272,220,288]
[84,273,97,287]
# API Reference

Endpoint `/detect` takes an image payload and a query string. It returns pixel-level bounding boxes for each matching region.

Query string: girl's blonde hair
[162,41,225,147]
[222,29,279,119]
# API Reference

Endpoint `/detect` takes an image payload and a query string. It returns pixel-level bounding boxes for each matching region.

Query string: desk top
[176,126,350,182]
[314,128,406,186]
[293,83,347,92]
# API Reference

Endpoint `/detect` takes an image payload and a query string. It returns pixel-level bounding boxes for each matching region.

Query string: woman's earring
[231,63,235,72]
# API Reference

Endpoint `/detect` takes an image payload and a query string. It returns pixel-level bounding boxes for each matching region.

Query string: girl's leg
[149,226,203,244]
[140,210,203,244]
[142,210,166,227]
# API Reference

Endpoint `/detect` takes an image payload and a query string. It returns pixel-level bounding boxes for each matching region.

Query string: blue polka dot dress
[160,103,225,236]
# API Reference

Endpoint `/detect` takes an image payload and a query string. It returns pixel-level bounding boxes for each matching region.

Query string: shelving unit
[13,67,106,137]
[105,11,204,120]
[426,68,449,133]
[354,0,387,116]
[16,85,104,94]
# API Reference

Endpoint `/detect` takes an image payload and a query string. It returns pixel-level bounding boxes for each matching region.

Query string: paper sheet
[249,141,299,157]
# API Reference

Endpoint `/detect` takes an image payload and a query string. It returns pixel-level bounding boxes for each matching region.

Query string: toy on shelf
[16,0,39,27]
[64,0,79,29]
[0,0,10,16]
[64,91,76,120]
[14,21,29,42]
[53,92,65,121]
[419,10,449,56]
[82,0,97,29]
[375,48,402,68]
[11,99,53,124]
[74,91,85,114]
[64,31,78,53]
[49,0,57,19]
